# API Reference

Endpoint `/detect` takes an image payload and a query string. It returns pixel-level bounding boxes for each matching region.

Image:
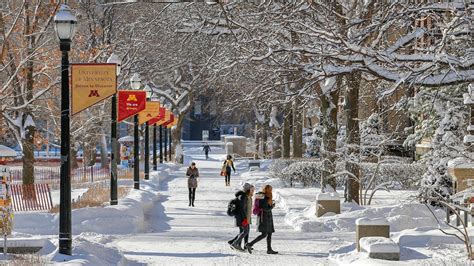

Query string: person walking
[222,155,236,186]
[228,183,255,250]
[203,143,211,160]
[186,162,199,207]
[245,185,278,254]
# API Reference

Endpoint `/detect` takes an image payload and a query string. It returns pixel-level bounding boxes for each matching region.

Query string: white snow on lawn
[8,143,471,265]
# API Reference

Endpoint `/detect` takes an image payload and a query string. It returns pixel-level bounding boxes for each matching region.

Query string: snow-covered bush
[270,158,425,189]
[281,161,323,186]
[360,162,426,190]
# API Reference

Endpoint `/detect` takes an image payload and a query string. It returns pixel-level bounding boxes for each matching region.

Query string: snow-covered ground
[6,144,471,265]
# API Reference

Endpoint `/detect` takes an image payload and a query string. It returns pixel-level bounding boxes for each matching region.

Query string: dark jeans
[225,171,231,184]
[230,225,249,246]
[205,152,209,159]
[188,188,196,204]
[249,232,272,251]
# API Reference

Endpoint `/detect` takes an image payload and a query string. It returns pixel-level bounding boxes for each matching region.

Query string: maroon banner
[118,90,147,122]
[148,107,166,125]
[162,113,175,128]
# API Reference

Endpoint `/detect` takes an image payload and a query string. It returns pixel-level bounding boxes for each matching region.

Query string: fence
[10,184,53,212]
[10,166,133,189]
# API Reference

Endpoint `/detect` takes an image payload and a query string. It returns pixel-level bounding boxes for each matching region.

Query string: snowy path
[112,149,348,265]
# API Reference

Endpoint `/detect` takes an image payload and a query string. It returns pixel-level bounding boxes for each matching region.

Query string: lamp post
[54,3,77,256]
[143,85,152,180]
[159,125,163,164]
[168,127,172,161]
[164,125,168,162]
[107,53,121,205]
[130,73,142,189]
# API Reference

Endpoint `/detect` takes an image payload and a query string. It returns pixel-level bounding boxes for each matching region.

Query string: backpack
[227,197,239,216]
[253,193,264,216]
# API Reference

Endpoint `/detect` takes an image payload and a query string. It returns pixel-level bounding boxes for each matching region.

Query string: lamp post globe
[130,73,142,90]
[107,53,122,76]
[54,4,77,42]
[144,84,152,99]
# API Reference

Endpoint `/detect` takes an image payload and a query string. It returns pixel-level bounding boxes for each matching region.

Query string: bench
[359,237,400,261]
[248,160,261,169]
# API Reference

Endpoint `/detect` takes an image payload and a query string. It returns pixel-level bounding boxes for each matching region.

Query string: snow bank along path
[112,148,348,265]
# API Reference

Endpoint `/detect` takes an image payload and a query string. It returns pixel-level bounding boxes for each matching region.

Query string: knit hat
[243,183,254,192]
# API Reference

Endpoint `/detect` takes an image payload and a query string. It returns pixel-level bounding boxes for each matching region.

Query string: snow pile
[285,202,443,233]
[359,237,399,253]
[13,163,176,239]
[46,232,132,265]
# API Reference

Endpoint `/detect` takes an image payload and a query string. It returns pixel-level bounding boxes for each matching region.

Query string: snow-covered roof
[0,145,17,158]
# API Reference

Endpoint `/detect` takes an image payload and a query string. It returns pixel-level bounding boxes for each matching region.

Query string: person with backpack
[245,184,278,254]
[203,143,211,160]
[186,162,199,207]
[228,183,255,250]
[222,155,236,186]
[228,183,254,251]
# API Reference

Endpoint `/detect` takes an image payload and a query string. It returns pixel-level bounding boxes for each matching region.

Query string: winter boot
[231,243,244,252]
[267,234,278,254]
[244,243,253,254]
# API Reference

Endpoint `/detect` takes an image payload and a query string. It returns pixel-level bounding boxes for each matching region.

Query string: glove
[242,219,249,227]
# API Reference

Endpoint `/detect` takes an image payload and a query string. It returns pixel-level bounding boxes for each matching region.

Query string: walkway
[113,148,342,265]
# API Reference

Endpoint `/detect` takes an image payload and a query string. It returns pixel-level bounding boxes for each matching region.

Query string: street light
[150,93,159,171]
[130,73,141,189]
[143,85,152,180]
[54,3,77,256]
[107,53,121,205]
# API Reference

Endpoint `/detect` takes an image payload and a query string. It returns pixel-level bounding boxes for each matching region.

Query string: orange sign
[138,102,161,125]
[71,64,117,115]
[118,90,147,122]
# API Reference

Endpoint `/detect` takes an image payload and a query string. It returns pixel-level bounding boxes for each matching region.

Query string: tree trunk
[292,98,303,158]
[21,123,35,185]
[71,146,79,170]
[255,122,260,158]
[271,127,281,159]
[283,105,292,158]
[172,115,185,163]
[345,72,361,204]
[320,77,340,192]
[262,123,268,156]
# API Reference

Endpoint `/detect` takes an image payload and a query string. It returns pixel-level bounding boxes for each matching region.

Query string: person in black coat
[245,185,278,254]
[228,183,254,250]
[229,184,253,251]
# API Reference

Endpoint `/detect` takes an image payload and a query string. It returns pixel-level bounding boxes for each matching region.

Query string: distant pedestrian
[245,185,278,254]
[222,155,236,186]
[203,143,211,160]
[228,183,255,250]
[186,162,199,207]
